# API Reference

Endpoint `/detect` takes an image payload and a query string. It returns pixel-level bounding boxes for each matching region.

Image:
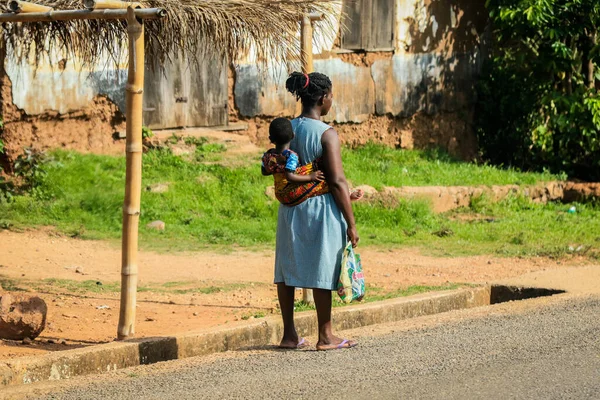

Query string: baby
[261,117,363,206]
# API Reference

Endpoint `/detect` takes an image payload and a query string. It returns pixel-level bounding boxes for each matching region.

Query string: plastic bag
[337,241,365,303]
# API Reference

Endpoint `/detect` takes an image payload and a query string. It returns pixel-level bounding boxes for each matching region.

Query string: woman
[275,71,359,351]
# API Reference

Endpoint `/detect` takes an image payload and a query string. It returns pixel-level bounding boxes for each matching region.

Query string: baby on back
[261,117,363,206]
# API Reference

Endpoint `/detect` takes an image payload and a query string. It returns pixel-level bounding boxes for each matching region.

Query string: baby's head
[269,118,294,146]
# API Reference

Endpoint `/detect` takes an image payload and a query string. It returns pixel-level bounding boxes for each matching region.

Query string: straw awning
[1,0,338,67]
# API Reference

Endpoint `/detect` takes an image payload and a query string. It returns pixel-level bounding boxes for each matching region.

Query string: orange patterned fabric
[262,151,330,206]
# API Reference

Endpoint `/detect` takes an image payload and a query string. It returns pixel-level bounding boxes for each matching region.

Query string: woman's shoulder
[292,117,331,132]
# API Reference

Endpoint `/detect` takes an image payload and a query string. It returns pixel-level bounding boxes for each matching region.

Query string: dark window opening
[340,0,395,51]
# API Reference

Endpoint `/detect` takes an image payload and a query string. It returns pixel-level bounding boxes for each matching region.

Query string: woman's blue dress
[274,117,348,290]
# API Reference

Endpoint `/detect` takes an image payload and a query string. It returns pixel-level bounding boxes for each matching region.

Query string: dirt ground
[0,228,591,361]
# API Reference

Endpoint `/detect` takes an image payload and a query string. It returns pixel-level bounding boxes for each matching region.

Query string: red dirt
[0,229,589,360]
[1,68,125,171]
[243,112,478,160]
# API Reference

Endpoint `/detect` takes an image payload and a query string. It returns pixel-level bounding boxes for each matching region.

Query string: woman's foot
[279,336,311,350]
[316,335,358,351]
[350,189,364,202]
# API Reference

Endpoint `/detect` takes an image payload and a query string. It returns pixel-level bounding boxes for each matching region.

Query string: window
[340,0,395,51]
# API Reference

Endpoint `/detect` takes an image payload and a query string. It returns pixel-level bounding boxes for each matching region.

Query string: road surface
[32,295,600,400]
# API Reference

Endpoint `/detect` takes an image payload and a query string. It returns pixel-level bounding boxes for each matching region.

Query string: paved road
[42,297,600,400]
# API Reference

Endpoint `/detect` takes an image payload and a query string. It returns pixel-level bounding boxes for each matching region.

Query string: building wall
[1,0,489,169]
[233,0,488,159]
[0,49,127,169]
[6,56,127,115]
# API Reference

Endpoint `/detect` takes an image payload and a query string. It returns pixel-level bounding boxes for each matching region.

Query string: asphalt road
[40,296,600,400]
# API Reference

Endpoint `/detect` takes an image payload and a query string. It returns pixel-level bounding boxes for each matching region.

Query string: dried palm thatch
[1,0,339,68]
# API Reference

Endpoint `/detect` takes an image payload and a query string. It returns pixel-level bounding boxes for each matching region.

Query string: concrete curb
[0,286,491,387]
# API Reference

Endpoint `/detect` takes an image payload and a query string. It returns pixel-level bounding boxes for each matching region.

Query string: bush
[477,0,600,180]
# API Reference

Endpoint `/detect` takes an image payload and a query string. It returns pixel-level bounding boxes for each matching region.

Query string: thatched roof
[2,0,338,68]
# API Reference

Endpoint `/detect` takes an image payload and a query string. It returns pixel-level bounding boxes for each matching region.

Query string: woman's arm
[321,128,360,247]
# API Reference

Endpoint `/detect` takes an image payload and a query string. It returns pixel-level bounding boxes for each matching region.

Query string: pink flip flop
[278,337,311,350]
[316,339,358,351]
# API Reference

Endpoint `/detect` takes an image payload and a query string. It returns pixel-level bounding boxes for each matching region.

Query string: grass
[0,276,27,292]
[167,282,261,295]
[39,278,121,294]
[7,277,263,296]
[430,195,600,258]
[1,143,597,259]
[342,144,559,189]
[241,311,267,320]
[0,148,277,250]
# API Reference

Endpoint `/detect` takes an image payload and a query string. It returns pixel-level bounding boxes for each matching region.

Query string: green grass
[10,277,262,296]
[39,278,121,293]
[0,276,27,291]
[0,149,278,250]
[434,195,600,258]
[1,144,596,259]
[343,144,559,189]
[355,194,600,258]
[241,311,267,320]
[167,282,261,295]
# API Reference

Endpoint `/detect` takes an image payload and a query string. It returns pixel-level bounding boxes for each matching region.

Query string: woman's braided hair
[285,71,332,107]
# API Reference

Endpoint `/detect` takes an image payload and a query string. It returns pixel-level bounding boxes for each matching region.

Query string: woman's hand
[310,170,325,182]
[347,225,360,248]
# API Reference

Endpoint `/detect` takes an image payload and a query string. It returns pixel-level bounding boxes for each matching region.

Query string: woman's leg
[313,289,357,349]
[277,283,300,347]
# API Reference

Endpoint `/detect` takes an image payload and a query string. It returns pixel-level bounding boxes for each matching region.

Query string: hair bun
[285,71,332,107]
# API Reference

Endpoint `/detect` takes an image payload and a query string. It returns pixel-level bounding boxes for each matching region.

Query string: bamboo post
[300,13,321,306]
[7,0,52,13]
[300,15,314,74]
[117,6,144,340]
[0,8,165,22]
[83,0,141,10]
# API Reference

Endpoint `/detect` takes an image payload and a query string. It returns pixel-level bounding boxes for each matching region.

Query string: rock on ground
[0,293,47,340]
[146,220,166,231]
[146,183,170,193]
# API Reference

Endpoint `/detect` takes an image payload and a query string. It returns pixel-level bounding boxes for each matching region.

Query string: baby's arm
[285,170,325,183]
[284,150,324,183]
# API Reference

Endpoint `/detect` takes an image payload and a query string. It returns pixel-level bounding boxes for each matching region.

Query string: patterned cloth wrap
[337,241,366,303]
[262,148,329,206]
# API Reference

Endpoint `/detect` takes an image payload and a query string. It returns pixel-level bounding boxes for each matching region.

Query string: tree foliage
[476,0,600,179]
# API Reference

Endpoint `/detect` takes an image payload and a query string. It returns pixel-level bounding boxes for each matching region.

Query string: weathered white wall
[234,0,487,122]
[6,48,127,115]
[316,58,375,123]
[5,0,486,126]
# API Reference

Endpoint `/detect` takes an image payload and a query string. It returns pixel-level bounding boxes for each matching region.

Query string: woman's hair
[285,72,332,107]
[269,117,294,145]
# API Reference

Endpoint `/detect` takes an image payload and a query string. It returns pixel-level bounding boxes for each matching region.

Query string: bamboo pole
[0,7,165,22]
[7,0,52,13]
[117,5,144,340]
[83,0,141,10]
[300,15,314,74]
